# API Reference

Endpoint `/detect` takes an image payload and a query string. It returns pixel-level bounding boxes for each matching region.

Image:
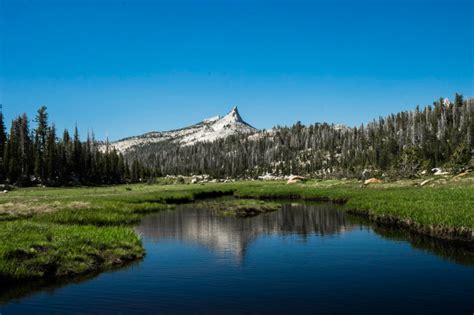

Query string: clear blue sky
[0,0,473,141]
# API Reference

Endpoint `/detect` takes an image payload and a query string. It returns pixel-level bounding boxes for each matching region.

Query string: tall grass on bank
[0,178,473,282]
[234,182,474,230]
[234,179,474,240]
[0,221,143,281]
[0,185,235,281]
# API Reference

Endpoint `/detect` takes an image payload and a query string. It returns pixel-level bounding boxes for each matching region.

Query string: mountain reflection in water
[136,202,354,260]
[2,201,473,315]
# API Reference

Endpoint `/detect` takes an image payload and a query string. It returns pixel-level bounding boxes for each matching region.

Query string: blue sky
[0,0,473,140]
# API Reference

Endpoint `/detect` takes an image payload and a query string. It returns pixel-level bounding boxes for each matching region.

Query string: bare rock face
[101,107,257,154]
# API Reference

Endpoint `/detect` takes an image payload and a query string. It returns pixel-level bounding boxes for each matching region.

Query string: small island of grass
[196,199,281,217]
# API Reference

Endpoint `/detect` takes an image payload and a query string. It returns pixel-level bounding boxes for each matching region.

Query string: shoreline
[235,194,473,242]
[1,179,473,298]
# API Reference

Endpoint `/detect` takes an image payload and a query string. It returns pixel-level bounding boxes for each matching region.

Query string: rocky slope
[103,107,257,154]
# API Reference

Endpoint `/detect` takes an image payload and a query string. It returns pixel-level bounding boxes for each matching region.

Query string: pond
[1,201,473,314]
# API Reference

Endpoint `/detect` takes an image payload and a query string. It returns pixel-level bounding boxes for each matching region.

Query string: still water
[1,202,473,314]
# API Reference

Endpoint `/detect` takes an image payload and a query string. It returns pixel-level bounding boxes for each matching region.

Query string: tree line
[0,106,149,186]
[3,94,472,185]
[127,94,474,179]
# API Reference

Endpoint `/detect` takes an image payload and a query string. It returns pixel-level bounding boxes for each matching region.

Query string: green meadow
[1,175,473,282]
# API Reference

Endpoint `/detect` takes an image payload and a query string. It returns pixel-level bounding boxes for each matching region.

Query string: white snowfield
[103,107,257,154]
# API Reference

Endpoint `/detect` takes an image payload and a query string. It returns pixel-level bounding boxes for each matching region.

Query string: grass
[234,177,474,240]
[0,221,143,281]
[0,184,234,281]
[196,199,281,217]
[33,202,172,226]
[0,174,473,283]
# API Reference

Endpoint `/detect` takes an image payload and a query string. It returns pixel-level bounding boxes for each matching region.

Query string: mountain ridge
[104,107,257,153]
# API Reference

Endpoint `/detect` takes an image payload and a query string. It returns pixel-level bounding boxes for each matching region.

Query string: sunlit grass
[196,199,281,217]
[0,176,472,280]
[0,221,143,280]
[234,179,474,230]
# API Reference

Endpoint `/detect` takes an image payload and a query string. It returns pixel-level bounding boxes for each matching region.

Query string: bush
[446,143,471,174]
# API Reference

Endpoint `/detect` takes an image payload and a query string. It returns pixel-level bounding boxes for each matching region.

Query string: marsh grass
[0,221,143,281]
[34,202,172,226]
[234,178,474,239]
[0,185,235,281]
[196,199,281,217]
[0,176,472,282]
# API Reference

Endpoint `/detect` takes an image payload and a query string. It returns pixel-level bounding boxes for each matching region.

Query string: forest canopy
[126,94,474,179]
[0,106,149,186]
[2,94,473,186]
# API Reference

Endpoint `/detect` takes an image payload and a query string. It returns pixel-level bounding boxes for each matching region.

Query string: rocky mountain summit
[104,107,257,154]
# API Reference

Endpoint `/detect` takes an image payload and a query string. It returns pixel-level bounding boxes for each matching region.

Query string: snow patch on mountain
[103,107,257,154]
[203,115,221,123]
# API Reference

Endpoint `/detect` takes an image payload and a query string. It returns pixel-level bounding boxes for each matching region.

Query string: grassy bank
[0,185,234,282]
[0,175,473,284]
[234,177,474,241]
[0,221,143,281]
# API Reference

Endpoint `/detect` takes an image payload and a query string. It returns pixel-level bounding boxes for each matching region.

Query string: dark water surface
[1,202,473,314]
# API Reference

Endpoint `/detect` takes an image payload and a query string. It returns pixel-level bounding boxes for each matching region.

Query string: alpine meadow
[0,0,473,314]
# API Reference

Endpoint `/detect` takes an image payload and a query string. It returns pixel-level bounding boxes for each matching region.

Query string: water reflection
[136,203,355,260]
[2,201,473,313]
[371,225,474,266]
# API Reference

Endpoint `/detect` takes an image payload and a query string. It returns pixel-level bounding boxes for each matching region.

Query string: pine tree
[60,129,72,183]
[34,106,49,182]
[0,109,7,182]
[72,126,83,181]
[45,124,57,183]
[19,114,33,185]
